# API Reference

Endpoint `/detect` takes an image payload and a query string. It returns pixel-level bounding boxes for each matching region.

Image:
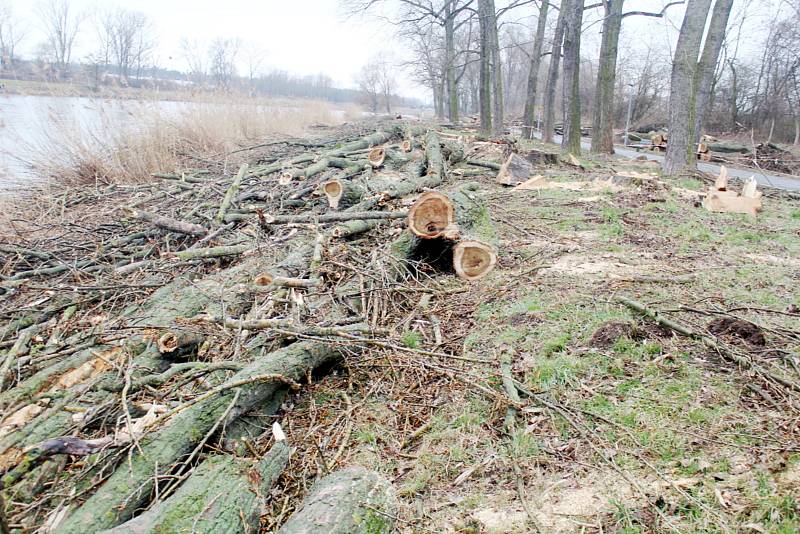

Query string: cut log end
[453,240,497,280]
[407,191,455,239]
[368,147,386,168]
[157,332,179,354]
[278,172,293,186]
[254,272,274,286]
[401,140,412,152]
[322,180,344,210]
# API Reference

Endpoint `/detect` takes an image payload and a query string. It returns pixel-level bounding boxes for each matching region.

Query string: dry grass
[21,97,351,185]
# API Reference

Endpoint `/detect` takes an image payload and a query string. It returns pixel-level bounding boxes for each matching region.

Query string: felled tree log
[124,208,207,237]
[368,146,386,167]
[322,179,365,210]
[156,330,204,359]
[404,185,498,280]
[99,440,290,534]
[495,153,533,186]
[708,142,751,154]
[276,467,397,534]
[407,191,456,239]
[55,341,348,534]
[364,130,445,199]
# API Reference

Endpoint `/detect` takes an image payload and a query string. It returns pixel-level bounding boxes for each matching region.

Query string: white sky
[5,0,775,101]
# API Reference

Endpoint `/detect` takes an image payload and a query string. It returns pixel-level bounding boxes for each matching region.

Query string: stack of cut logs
[0,123,498,533]
[648,133,711,162]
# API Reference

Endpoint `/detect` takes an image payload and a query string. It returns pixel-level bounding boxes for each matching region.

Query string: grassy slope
[274,132,800,533]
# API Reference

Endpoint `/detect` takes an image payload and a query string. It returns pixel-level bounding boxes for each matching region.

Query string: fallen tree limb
[276,466,397,534]
[171,244,251,261]
[232,211,407,226]
[616,295,800,394]
[54,341,349,533]
[215,163,248,225]
[124,208,207,237]
[100,439,291,534]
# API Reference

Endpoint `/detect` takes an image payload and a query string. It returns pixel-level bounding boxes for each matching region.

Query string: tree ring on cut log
[254,272,274,286]
[407,191,455,239]
[278,172,293,185]
[322,180,344,209]
[453,240,497,280]
[368,147,386,167]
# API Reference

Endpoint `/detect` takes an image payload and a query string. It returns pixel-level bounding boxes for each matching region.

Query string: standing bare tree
[521,0,549,139]
[35,0,84,78]
[0,1,25,72]
[542,0,568,144]
[242,41,267,83]
[560,0,583,154]
[477,0,493,132]
[692,0,734,145]
[590,0,624,153]
[110,9,153,82]
[180,38,206,85]
[357,59,382,113]
[663,0,713,175]
[208,38,240,90]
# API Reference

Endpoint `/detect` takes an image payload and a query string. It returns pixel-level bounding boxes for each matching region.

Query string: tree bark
[522,0,550,139]
[55,342,346,534]
[487,0,504,135]
[663,0,713,176]
[478,0,493,133]
[276,467,397,534]
[560,0,584,155]
[543,0,569,144]
[590,0,624,154]
[445,0,459,123]
[99,441,290,534]
[692,0,734,147]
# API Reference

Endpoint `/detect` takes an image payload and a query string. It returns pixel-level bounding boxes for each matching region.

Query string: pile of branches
[0,122,499,533]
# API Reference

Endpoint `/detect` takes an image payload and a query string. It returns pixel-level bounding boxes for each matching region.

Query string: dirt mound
[589,321,641,348]
[707,317,766,346]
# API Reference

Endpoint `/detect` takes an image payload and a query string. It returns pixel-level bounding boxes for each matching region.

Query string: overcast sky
[4,0,776,100]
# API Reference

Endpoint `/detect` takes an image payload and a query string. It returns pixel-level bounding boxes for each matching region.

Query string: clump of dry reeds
[23,98,346,185]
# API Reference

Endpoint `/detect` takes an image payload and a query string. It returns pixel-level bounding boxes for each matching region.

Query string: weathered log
[99,440,290,534]
[123,209,207,237]
[322,179,365,210]
[451,187,499,280]
[276,467,397,534]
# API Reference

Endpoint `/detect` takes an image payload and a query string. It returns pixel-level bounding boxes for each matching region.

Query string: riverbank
[1,120,798,533]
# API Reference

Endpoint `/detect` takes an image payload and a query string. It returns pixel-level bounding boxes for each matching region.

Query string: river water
[0,95,202,187]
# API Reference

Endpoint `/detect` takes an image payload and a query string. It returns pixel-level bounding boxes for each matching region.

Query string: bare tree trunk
[543,0,569,144]
[522,0,550,139]
[663,0,713,176]
[590,0,624,154]
[794,115,800,145]
[445,0,459,123]
[692,0,734,145]
[728,60,738,130]
[561,0,583,155]
[487,0,504,135]
[478,0,493,133]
